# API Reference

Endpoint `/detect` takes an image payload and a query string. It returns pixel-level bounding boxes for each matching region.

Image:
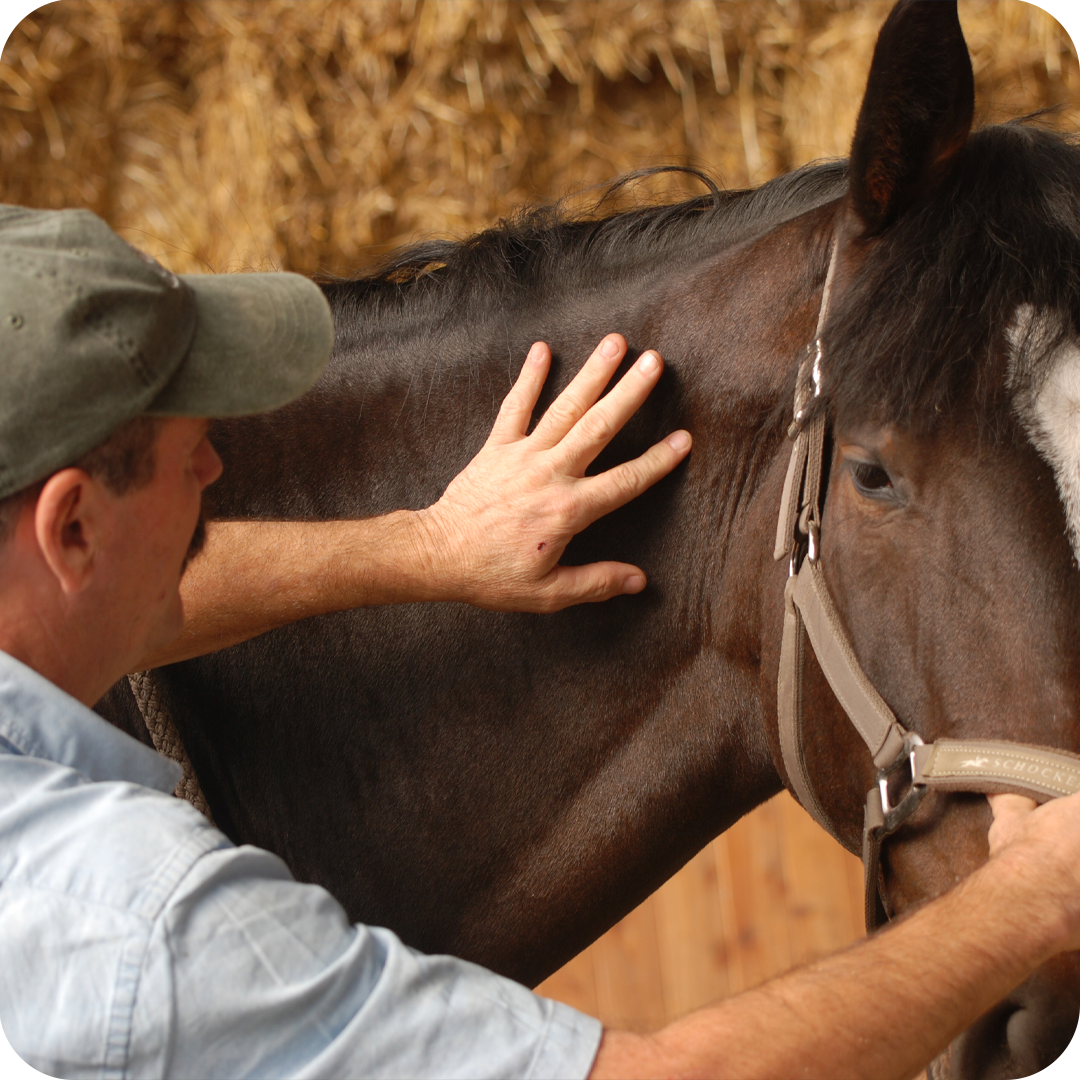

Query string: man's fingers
[537,561,648,612]
[489,342,552,442]
[988,793,1039,820]
[987,793,1039,859]
[530,334,628,448]
[556,350,666,473]
[454,332,690,614]
[572,429,693,525]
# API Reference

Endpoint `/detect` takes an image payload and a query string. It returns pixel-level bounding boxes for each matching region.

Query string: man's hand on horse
[418,333,692,612]
[139,333,689,668]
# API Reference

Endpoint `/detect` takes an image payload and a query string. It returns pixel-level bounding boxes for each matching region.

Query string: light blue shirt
[0,651,601,1079]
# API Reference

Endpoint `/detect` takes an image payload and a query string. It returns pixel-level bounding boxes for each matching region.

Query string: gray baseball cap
[0,204,334,499]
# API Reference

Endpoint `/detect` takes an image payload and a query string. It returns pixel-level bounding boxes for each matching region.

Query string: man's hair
[0,416,163,544]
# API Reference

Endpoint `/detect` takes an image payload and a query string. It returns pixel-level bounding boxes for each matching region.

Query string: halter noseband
[774,239,1080,931]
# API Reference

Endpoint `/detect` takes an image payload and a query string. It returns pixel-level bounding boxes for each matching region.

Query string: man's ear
[34,468,102,595]
[848,0,974,235]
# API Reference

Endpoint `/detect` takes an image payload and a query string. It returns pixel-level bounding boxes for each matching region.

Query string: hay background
[1,1,1077,278]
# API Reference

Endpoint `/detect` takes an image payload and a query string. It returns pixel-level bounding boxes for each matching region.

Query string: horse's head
[779,3,1080,1076]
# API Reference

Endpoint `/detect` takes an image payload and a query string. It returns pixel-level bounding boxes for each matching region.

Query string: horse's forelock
[822,122,1080,439]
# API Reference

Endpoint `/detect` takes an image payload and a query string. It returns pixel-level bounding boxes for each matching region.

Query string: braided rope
[127,670,214,823]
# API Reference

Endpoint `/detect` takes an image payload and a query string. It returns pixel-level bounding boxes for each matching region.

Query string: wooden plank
[774,791,865,966]
[714,796,793,991]
[591,891,667,1031]
[540,793,865,1031]
[652,840,730,1021]
[712,828,744,995]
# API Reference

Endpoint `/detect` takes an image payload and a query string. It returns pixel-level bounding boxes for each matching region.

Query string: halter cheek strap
[773,239,1080,932]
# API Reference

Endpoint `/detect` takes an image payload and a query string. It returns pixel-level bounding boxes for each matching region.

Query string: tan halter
[774,240,1080,931]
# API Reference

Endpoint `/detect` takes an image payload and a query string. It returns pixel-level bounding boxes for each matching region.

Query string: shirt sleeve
[134,843,602,1080]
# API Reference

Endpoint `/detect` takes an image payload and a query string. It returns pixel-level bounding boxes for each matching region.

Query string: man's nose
[195,436,224,489]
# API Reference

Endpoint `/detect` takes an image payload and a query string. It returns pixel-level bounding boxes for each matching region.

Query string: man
[0,204,1078,1080]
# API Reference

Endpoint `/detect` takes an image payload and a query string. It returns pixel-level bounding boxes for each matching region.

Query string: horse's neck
[337,210,830,793]
[194,209,834,982]
[272,210,828,763]
[213,207,829,733]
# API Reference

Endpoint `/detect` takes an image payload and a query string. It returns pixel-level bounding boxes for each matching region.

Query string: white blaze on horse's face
[1008,303,1080,566]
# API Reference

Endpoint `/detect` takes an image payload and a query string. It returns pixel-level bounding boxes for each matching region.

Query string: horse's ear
[848,0,974,234]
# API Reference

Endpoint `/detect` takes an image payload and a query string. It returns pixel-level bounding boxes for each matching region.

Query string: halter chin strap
[773,239,1080,932]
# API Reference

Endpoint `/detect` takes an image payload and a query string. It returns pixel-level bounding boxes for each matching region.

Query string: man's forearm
[591,845,1066,1080]
[136,515,441,669]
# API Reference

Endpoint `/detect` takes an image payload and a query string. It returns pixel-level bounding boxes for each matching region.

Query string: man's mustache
[181,509,207,574]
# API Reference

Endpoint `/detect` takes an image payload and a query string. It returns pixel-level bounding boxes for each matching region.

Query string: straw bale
[1,1,1076,277]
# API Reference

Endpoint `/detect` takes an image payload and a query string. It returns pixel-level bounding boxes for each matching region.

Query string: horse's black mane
[321,160,847,318]
[323,119,1080,434]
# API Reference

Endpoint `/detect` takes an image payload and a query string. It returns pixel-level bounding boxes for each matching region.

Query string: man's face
[100,417,222,666]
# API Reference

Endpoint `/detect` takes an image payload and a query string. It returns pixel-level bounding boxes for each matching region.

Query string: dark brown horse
[97,3,1080,1076]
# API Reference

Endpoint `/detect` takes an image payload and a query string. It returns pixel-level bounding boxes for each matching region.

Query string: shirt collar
[0,649,181,792]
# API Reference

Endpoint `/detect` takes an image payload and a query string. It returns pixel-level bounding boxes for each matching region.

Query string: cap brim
[145,271,334,417]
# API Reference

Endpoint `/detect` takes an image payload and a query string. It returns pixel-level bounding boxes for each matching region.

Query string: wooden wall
[537,790,865,1031]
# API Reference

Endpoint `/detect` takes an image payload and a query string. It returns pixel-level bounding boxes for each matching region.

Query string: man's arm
[591,792,1080,1080]
[136,335,691,669]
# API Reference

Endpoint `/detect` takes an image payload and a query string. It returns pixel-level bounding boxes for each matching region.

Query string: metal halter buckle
[876,732,927,836]
[788,538,804,579]
[792,339,824,428]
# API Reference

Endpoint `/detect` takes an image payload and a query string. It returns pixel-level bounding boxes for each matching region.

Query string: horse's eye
[851,461,893,496]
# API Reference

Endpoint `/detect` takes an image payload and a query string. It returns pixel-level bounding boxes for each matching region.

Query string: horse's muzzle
[931,953,1080,1080]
